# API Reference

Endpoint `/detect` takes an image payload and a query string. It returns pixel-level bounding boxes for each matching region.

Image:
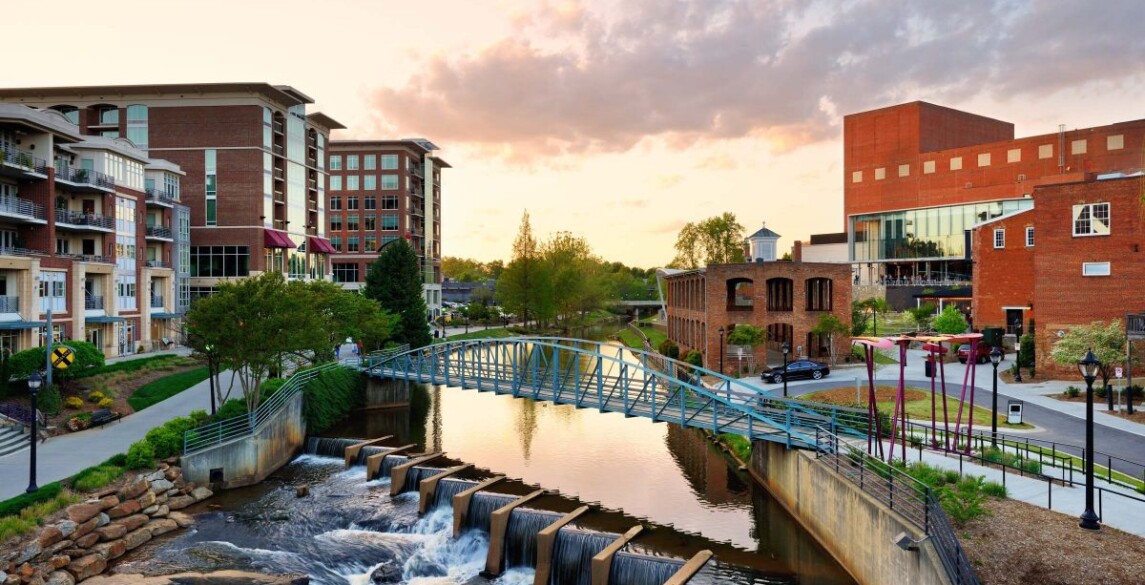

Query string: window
[1082,262,1111,277]
[126,105,148,149]
[205,150,217,226]
[329,236,341,251]
[381,195,398,209]
[380,235,398,246]
[332,263,359,283]
[363,155,376,170]
[347,236,359,252]
[993,229,1005,249]
[1073,203,1110,236]
[923,160,935,174]
[851,171,862,183]
[1025,227,1034,247]
[329,196,342,210]
[897,164,909,178]
[364,195,377,210]
[364,236,376,251]
[189,246,250,277]
[874,168,885,180]
[329,175,342,190]
[950,157,963,170]
[382,175,399,190]
[1072,139,1087,155]
[978,153,991,167]
[1108,135,1124,150]
[805,278,833,311]
[347,215,359,231]
[117,275,137,311]
[363,175,377,190]
[98,107,119,126]
[39,271,66,313]
[347,196,359,210]
[346,175,359,191]
[381,154,398,170]
[381,214,398,230]
[364,214,376,231]
[1007,148,1021,163]
[1039,144,1053,159]
[347,155,359,170]
[329,155,342,170]
[329,215,342,231]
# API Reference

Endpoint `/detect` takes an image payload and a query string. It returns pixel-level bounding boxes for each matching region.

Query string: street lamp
[204,343,217,416]
[717,327,725,374]
[782,342,791,398]
[1078,349,1102,530]
[1014,341,1023,383]
[26,371,42,493]
[989,347,1003,447]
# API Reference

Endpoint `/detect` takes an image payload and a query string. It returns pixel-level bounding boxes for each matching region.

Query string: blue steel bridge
[365,337,870,450]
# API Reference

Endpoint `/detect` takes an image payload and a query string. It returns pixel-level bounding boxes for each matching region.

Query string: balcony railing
[55,208,115,230]
[0,245,48,257]
[145,188,179,205]
[0,148,48,175]
[72,254,113,264]
[0,194,46,221]
[55,166,115,190]
[146,225,173,239]
[146,259,171,269]
[150,294,164,308]
[273,143,284,156]
[85,295,104,310]
[0,296,17,313]
[408,163,423,178]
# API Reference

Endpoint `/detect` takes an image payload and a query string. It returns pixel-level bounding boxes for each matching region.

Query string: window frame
[1025,226,1034,247]
[993,228,1005,249]
[1072,202,1111,237]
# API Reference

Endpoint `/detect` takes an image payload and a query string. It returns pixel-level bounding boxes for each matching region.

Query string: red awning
[264,230,297,249]
[308,236,338,254]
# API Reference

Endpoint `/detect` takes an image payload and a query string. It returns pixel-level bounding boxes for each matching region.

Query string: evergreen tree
[364,238,432,348]
[498,211,551,328]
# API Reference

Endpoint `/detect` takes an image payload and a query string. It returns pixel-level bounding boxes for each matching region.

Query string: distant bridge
[364,337,869,449]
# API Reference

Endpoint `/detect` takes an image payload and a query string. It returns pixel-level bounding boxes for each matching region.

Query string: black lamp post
[1014,336,1023,383]
[26,371,42,493]
[989,347,1003,447]
[782,342,791,398]
[204,343,217,416]
[1078,349,1102,530]
[717,327,725,374]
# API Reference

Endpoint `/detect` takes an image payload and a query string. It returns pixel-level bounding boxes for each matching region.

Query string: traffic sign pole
[44,309,52,394]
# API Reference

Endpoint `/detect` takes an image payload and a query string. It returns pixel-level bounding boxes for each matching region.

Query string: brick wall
[971,210,1035,331]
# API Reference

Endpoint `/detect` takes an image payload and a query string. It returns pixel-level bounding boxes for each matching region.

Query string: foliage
[214,398,248,420]
[441,256,503,282]
[726,324,766,347]
[126,440,156,469]
[142,416,198,459]
[851,300,871,336]
[542,231,604,326]
[74,354,186,379]
[658,339,680,360]
[906,303,937,331]
[363,238,431,349]
[88,390,105,402]
[497,210,553,328]
[1050,319,1131,388]
[259,377,287,400]
[933,304,969,334]
[301,367,364,434]
[38,384,61,415]
[0,482,63,518]
[64,396,84,409]
[682,350,703,367]
[811,314,850,363]
[1065,386,1081,398]
[940,476,991,525]
[6,340,105,386]
[0,486,77,541]
[670,212,745,269]
[127,367,210,411]
[1019,333,1035,368]
[97,397,114,408]
[856,297,890,335]
[719,433,752,461]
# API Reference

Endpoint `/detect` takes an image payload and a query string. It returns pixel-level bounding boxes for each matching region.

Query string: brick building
[0,104,189,356]
[326,140,448,317]
[664,262,852,373]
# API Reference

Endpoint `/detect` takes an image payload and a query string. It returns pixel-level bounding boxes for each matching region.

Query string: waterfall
[380,455,409,478]
[463,492,518,533]
[433,478,477,510]
[547,528,616,585]
[610,551,684,584]
[354,445,390,466]
[401,466,441,494]
[502,508,563,570]
[304,437,364,458]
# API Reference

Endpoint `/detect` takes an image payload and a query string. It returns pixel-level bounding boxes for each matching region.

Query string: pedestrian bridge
[364,337,869,449]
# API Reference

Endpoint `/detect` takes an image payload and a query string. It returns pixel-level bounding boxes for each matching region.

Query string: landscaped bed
[802,385,1033,429]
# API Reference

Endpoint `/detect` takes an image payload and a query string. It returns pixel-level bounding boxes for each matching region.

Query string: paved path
[0,349,238,502]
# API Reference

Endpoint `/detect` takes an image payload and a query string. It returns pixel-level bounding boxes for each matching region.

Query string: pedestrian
[355,341,363,356]
[334,345,340,359]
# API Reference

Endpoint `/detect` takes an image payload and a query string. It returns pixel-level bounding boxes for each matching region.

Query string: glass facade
[850,198,1033,262]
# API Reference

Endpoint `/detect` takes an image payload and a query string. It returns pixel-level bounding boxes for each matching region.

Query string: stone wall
[1,464,213,585]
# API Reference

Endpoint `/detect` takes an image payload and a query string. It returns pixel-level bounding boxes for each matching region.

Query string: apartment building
[0,104,188,356]
[0,83,344,298]
[326,140,448,318]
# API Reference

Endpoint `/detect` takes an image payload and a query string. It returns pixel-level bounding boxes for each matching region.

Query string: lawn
[615,324,667,351]
[850,345,899,365]
[803,385,1032,429]
[127,366,211,411]
[439,327,517,343]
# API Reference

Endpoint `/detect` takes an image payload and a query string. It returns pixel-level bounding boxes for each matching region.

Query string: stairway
[0,423,29,458]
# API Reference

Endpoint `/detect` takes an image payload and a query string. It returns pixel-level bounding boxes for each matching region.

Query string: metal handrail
[55,166,114,189]
[0,194,46,220]
[0,148,48,174]
[85,295,104,310]
[145,187,179,204]
[0,296,17,313]
[146,225,173,239]
[56,208,115,230]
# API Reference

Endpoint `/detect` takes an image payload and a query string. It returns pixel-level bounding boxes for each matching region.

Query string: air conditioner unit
[1017,174,1026,182]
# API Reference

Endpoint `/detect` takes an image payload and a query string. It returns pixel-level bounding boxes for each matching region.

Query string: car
[957,341,1003,364]
[762,359,830,383]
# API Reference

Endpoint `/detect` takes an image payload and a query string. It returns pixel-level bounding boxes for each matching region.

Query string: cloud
[368,0,1145,162]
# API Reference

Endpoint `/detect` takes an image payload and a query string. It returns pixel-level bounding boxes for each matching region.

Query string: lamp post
[1078,349,1102,530]
[26,371,42,493]
[717,327,725,374]
[989,347,1003,447]
[1014,343,1023,383]
[782,342,791,398]
[204,343,217,416]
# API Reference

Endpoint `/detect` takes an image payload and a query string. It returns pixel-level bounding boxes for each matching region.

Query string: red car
[957,341,1003,364]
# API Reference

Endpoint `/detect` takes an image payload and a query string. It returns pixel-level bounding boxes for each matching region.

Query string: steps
[0,423,29,458]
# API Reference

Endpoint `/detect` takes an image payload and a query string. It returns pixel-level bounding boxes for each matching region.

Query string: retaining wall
[365,376,410,408]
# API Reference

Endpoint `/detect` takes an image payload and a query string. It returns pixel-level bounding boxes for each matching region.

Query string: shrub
[104,453,128,467]
[1095,385,1107,399]
[73,464,124,492]
[215,398,248,420]
[87,390,105,403]
[1129,385,1145,399]
[188,409,210,426]
[125,440,155,469]
[940,476,991,525]
[682,350,703,368]
[1019,334,1036,368]
[981,481,1007,498]
[302,367,364,434]
[1019,459,1042,475]
[657,339,680,360]
[982,447,1003,464]
[1065,386,1081,398]
[98,397,114,408]
[260,378,287,400]
[0,482,63,518]
[38,385,62,415]
[64,396,84,409]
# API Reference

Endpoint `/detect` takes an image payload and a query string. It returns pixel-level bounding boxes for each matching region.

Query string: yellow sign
[51,346,74,369]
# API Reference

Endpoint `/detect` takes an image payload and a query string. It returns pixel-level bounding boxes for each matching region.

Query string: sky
[7,0,1145,268]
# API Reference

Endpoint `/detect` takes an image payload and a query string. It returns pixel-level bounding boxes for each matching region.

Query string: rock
[112,515,149,532]
[165,489,179,497]
[145,519,178,537]
[121,528,151,551]
[25,574,45,585]
[163,467,180,481]
[143,470,164,483]
[150,506,169,518]
[369,561,402,584]
[15,541,41,565]
[106,501,140,519]
[95,497,118,511]
[48,557,69,571]
[155,493,168,504]
[38,526,64,548]
[148,479,173,493]
[89,540,125,561]
[55,522,76,539]
[60,550,87,560]
[65,505,101,525]
[167,513,193,528]
[2,574,16,585]
[44,541,73,558]
[294,485,309,498]
[17,564,33,579]
[141,505,158,516]
[158,462,170,471]
[46,571,74,585]
[66,554,106,582]
[71,518,99,540]
[189,487,213,502]
[136,491,157,509]
[165,496,195,511]
[118,480,148,501]
[94,525,126,542]
[73,534,99,549]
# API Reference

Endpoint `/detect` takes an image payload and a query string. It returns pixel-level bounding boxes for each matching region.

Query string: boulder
[165,489,179,497]
[141,505,158,516]
[89,541,125,562]
[189,487,213,502]
[143,470,164,483]
[150,506,169,518]
[38,526,64,549]
[369,561,402,584]
[71,518,99,540]
[163,467,180,481]
[294,486,309,498]
[49,557,69,570]
[46,571,75,585]
[155,493,169,504]
[146,519,178,537]
[120,529,151,551]
[135,491,157,509]
[95,496,118,511]
[44,541,74,558]
[148,479,174,493]
[94,525,126,542]
[15,541,41,565]
[112,515,149,533]
[73,534,99,549]
[106,501,140,519]
[95,514,109,528]
[167,512,193,528]
[118,480,148,501]
[165,496,195,511]
[65,505,101,525]
[55,521,77,539]
[17,564,33,579]
[60,550,88,560]
[66,554,106,582]
[2,573,16,585]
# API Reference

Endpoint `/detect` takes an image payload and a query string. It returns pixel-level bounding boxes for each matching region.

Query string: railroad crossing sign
[51,346,75,369]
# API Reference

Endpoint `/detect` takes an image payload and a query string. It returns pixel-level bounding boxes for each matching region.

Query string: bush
[0,482,63,518]
[143,416,198,459]
[188,409,210,426]
[302,367,364,434]
[73,464,124,492]
[981,481,1007,498]
[260,378,287,400]
[1095,385,1107,399]
[64,396,84,409]
[215,398,248,420]
[1128,385,1144,399]
[98,397,114,408]
[940,476,991,525]
[1019,334,1036,368]
[657,339,680,360]
[1065,386,1081,398]
[38,385,62,415]
[682,350,703,368]
[1020,459,1042,475]
[88,390,105,403]
[105,453,128,467]
[125,440,155,469]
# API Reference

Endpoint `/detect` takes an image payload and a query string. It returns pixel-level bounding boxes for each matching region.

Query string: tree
[1051,319,1131,390]
[670,212,746,269]
[812,314,851,363]
[851,300,871,336]
[363,238,433,348]
[726,324,766,347]
[497,211,553,328]
[858,297,891,335]
[906,303,937,331]
[933,305,969,334]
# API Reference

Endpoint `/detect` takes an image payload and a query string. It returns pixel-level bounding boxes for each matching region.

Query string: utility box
[1007,400,1024,425]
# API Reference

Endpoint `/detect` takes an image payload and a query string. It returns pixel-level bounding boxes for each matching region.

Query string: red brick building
[664,262,852,373]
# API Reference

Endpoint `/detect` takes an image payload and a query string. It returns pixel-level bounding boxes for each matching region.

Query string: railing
[408,163,423,177]
[56,208,115,230]
[183,361,345,454]
[146,225,173,239]
[146,259,171,269]
[0,296,17,313]
[71,254,113,264]
[145,188,179,204]
[878,277,971,288]
[55,166,114,189]
[85,295,104,310]
[0,148,48,175]
[0,245,48,257]
[814,426,979,585]
[0,194,46,220]
[150,294,164,308]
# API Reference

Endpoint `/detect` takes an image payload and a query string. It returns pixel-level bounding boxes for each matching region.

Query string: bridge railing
[814,426,979,585]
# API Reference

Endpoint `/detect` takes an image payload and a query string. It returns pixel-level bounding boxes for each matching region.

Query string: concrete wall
[181,391,306,489]
[365,376,410,408]
[751,442,950,585]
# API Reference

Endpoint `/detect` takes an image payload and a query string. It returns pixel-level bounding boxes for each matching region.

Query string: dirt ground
[960,499,1145,584]
[807,385,927,405]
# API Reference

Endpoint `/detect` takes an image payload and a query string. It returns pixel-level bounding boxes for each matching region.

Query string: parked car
[762,360,831,383]
[957,341,1003,364]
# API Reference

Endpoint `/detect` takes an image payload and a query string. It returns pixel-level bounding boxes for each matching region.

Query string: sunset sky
[7,0,1145,267]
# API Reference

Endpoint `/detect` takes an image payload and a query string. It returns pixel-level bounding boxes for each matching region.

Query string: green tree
[726,324,766,347]
[363,238,432,348]
[498,211,553,328]
[933,305,969,335]
[307,280,396,354]
[858,297,891,335]
[906,303,937,331]
[812,314,851,363]
[670,212,746,269]
[851,300,871,336]
[541,231,594,326]
[1051,319,1131,390]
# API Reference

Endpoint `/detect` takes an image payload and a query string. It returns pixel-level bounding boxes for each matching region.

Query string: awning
[0,320,43,330]
[151,312,183,319]
[308,236,338,254]
[85,315,126,323]
[264,230,297,249]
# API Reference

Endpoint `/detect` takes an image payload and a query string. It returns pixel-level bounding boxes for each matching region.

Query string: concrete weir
[589,525,643,585]
[390,453,445,496]
[365,444,417,481]
[418,464,474,514]
[453,476,506,537]
[532,506,590,585]
[343,435,392,467]
[664,550,714,585]
[482,489,546,577]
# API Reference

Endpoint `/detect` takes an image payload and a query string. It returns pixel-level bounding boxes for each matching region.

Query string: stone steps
[0,423,29,458]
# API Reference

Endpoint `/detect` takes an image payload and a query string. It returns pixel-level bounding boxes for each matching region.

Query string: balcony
[150,294,164,309]
[72,254,114,264]
[146,259,171,269]
[0,194,46,224]
[85,295,104,310]
[273,143,284,156]
[273,167,285,180]
[145,225,173,240]
[55,166,115,192]
[0,245,48,258]
[273,190,286,204]
[0,296,17,313]
[273,120,284,135]
[408,163,423,178]
[55,209,115,232]
[0,148,48,180]
[145,188,178,207]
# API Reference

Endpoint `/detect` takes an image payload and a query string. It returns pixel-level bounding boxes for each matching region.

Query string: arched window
[50,105,79,125]
[726,278,753,310]
[805,278,833,311]
[766,278,793,311]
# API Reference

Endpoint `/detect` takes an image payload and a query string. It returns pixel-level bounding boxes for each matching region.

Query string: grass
[615,324,667,351]
[72,463,126,492]
[75,354,197,379]
[719,433,752,461]
[127,366,210,411]
[0,488,79,541]
[803,386,1033,429]
[850,345,898,364]
[439,327,517,343]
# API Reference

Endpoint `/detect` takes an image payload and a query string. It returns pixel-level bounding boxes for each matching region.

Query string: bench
[90,409,122,428]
